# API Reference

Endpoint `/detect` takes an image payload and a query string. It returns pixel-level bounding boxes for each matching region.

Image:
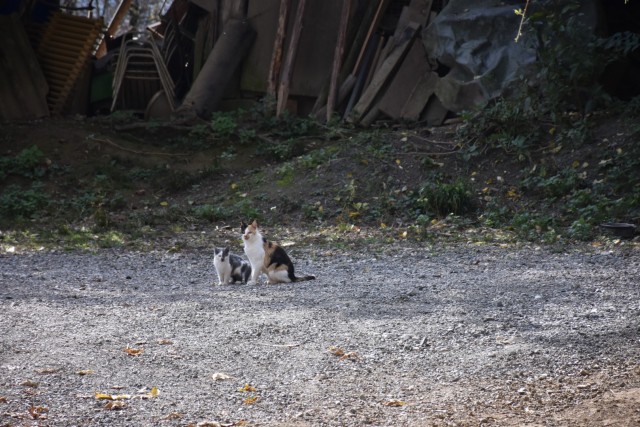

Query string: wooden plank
[350,23,418,123]
[314,73,355,120]
[421,94,449,126]
[378,39,430,120]
[353,0,390,75]
[276,0,306,116]
[364,34,386,89]
[177,18,256,119]
[242,0,341,97]
[326,0,352,122]
[400,71,438,121]
[407,0,433,26]
[343,32,380,119]
[267,0,291,97]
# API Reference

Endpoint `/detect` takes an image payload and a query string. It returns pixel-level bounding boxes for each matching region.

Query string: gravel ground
[1,241,640,426]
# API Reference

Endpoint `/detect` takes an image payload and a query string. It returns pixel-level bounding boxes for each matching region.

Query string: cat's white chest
[214,256,232,285]
[243,237,264,262]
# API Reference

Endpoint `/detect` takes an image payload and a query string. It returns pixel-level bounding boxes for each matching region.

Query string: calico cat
[241,220,315,285]
[213,247,252,285]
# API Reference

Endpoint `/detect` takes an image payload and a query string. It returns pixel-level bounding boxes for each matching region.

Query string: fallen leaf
[161,412,182,420]
[196,422,222,427]
[95,392,131,400]
[383,399,406,407]
[339,352,359,361]
[124,346,144,356]
[328,346,345,357]
[211,372,233,381]
[77,370,94,376]
[28,405,48,419]
[0,396,7,403]
[242,396,259,405]
[20,380,39,388]
[104,401,127,410]
[237,384,257,393]
[137,387,159,399]
[160,201,169,207]
[506,187,520,200]
[157,338,173,345]
[35,368,60,374]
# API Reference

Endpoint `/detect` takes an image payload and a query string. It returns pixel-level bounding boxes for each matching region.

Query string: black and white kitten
[213,247,252,285]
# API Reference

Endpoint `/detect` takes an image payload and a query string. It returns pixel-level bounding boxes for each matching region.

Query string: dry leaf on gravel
[141,386,159,398]
[35,368,61,374]
[20,380,39,387]
[328,346,359,361]
[161,412,183,420]
[328,346,345,357]
[237,384,257,392]
[124,346,144,356]
[95,392,132,400]
[242,396,259,405]
[28,405,48,419]
[383,400,406,407]
[77,369,94,376]
[104,401,127,410]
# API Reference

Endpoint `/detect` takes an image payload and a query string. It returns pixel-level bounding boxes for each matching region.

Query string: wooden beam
[276,0,307,117]
[267,0,291,98]
[353,0,390,75]
[177,18,256,119]
[327,0,352,122]
[350,23,418,123]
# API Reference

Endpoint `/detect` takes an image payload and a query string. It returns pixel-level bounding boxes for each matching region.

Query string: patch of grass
[0,183,50,220]
[0,145,47,181]
[411,180,475,218]
[276,163,295,187]
[191,204,232,222]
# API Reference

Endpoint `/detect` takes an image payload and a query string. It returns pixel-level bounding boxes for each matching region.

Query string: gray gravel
[1,243,639,426]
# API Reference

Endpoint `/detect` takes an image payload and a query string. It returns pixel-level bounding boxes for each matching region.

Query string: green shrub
[0,145,46,181]
[412,180,474,217]
[0,183,50,220]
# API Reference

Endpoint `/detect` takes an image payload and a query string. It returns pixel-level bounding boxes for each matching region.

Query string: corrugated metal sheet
[0,14,50,121]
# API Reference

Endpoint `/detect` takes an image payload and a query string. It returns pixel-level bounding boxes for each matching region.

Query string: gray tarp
[422,0,601,112]
[422,0,536,112]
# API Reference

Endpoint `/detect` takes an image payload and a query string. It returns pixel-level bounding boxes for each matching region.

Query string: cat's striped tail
[293,274,315,282]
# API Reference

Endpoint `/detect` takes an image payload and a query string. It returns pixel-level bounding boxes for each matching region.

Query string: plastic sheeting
[422,0,536,112]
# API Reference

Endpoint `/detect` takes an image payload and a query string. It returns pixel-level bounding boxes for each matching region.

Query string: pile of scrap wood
[309,0,451,126]
[1,0,457,126]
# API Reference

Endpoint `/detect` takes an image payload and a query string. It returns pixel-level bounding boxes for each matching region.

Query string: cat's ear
[223,247,229,255]
[241,222,247,233]
[251,219,258,229]
[214,248,220,255]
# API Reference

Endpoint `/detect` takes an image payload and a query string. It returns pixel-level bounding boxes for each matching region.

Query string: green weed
[0,183,50,220]
[0,145,46,181]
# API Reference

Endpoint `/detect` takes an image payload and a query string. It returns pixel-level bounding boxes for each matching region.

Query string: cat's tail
[293,273,315,282]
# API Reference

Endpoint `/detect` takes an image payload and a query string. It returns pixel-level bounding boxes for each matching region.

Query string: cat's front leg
[215,272,225,286]
[248,266,262,285]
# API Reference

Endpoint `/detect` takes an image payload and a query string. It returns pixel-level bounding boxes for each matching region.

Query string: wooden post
[276,0,307,117]
[353,0,390,75]
[177,18,256,119]
[326,0,352,122]
[267,0,291,98]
